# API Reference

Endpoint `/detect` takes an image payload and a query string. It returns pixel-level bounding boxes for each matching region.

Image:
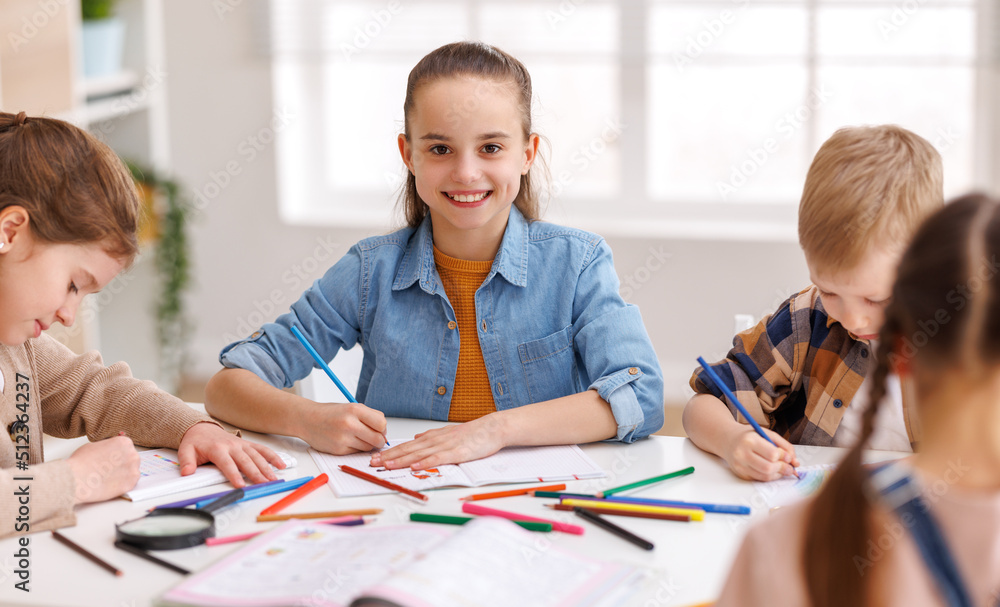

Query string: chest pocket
[518,325,577,404]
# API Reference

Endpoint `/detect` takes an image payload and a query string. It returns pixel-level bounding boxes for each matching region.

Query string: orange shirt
[434,246,497,422]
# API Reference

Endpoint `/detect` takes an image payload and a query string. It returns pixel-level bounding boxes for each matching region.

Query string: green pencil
[410,512,553,532]
[598,466,695,497]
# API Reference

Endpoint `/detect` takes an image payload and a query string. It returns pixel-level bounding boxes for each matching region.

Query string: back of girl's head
[399,41,542,227]
[803,192,1000,607]
[0,111,140,262]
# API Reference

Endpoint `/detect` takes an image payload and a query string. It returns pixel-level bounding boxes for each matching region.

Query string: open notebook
[311,441,605,497]
[125,448,297,502]
[156,517,659,607]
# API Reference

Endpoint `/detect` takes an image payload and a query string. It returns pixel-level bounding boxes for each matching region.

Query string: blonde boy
[683,125,943,481]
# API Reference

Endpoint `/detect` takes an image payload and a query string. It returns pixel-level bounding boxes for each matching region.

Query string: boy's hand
[68,436,141,505]
[177,422,285,487]
[299,402,388,456]
[370,414,505,471]
[724,427,800,481]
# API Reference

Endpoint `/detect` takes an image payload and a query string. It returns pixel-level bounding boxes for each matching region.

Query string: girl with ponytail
[717,193,1000,606]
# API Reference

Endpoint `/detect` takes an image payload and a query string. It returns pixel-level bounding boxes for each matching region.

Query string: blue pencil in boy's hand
[696,356,797,476]
[290,325,389,447]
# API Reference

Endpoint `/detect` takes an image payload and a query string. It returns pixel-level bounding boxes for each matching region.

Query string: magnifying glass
[115,487,245,551]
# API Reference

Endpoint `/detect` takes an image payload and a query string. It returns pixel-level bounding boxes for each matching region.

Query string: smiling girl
[0,112,285,538]
[206,41,664,468]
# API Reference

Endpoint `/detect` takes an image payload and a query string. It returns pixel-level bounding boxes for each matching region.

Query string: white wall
[152,1,810,405]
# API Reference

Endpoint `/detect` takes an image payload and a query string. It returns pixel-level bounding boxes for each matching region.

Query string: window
[267,0,992,238]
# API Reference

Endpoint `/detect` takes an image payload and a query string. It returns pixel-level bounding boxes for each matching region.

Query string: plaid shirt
[690,285,918,447]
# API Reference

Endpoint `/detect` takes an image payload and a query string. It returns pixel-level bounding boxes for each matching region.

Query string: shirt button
[448,321,457,330]
[860,349,869,358]
[496,383,503,396]
[833,399,843,408]
[628,367,639,375]
[251,331,261,338]
[437,386,447,395]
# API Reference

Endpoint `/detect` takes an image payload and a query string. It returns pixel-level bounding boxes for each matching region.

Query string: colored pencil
[338,464,429,502]
[259,473,329,516]
[573,507,654,550]
[545,504,692,522]
[113,541,190,575]
[461,502,585,535]
[459,483,566,501]
[256,508,382,522]
[560,498,705,521]
[596,495,750,515]
[207,516,365,545]
[698,355,796,475]
[410,513,553,532]
[531,491,598,499]
[597,466,695,497]
[51,531,123,576]
[192,477,312,509]
[154,479,286,510]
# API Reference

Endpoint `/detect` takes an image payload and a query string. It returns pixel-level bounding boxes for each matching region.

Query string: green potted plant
[128,162,193,393]
[80,0,126,79]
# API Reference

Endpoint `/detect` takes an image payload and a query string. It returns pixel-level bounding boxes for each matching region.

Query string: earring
[0,242,5,250]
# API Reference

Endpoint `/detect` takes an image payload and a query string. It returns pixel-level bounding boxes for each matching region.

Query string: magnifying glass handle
[201,488,245,515]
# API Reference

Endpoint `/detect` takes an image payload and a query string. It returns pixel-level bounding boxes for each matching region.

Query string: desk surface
[0,411,905,607]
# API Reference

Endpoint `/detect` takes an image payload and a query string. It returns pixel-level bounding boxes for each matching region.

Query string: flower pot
[80,17,126,79]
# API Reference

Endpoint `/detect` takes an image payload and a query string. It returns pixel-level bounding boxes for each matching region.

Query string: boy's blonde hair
[798,125,943,276]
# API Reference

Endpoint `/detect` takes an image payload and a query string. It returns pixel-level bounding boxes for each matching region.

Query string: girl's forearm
[493,389,618,447]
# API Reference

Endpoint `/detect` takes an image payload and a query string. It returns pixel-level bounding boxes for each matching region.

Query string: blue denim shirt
[219,207,664,442]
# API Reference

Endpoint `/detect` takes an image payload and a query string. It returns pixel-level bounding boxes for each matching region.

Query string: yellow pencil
[256,508,382,522]
[559,499,705,521]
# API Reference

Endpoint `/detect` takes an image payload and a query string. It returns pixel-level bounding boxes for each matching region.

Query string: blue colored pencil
[153,479,286,510]
[290,325,389,447]
[193,476,314,509]
[697,356,797,475]
[290,325,357,403]
[579,495,750,515]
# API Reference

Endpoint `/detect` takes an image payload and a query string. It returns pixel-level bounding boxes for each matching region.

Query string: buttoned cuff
[589,366,646,443]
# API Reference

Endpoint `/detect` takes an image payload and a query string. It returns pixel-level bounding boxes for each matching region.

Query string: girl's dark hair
[398,41,543,228]
[803,193,1000,606]
[0,111,140,261]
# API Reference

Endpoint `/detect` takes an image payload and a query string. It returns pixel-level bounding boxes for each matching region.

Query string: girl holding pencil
[206,41,664,469]
[717,194,1000,606]
[0,112,285,539]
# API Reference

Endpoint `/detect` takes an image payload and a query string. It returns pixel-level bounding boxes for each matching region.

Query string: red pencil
[459,483,567,501]
[339,465,429,502]
[258,473,329,516]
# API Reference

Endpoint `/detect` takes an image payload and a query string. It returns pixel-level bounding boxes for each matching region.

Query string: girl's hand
[298,402,388,456]
[724,427,800,482]
[67,436,141,505]
[370,414,505,470]
[177,422,285,487]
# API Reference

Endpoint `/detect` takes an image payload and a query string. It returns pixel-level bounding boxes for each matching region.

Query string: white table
[0,410,905,607]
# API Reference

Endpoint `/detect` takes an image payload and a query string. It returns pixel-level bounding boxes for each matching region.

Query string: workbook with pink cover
[155,517,658,607]
[310,441,605,497]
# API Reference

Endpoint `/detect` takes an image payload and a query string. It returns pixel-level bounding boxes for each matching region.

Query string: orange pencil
[339,465,429,501]
[259,473,329,516]
[459,483,567,501]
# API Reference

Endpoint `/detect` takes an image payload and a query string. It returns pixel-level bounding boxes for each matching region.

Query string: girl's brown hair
[398,41,543,228]
[803,193,1000,606]
[0,111,140,261]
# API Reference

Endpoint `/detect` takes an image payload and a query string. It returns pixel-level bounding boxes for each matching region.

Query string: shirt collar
[393,206,529,293]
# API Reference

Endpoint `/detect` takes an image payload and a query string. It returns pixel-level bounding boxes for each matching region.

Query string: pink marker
[461,502,585,535]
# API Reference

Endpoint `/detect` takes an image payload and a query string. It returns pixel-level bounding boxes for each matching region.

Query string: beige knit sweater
[1,334,218,538]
